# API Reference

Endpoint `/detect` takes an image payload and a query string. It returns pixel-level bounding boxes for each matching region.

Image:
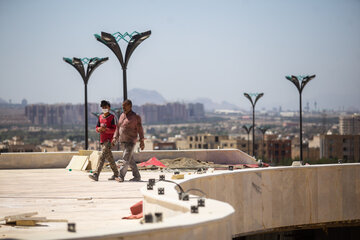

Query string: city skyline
[0,0,359,111]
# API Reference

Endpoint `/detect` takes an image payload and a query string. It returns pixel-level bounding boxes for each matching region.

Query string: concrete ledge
[0,149,256,169]
[0,152,75,169]
[178,164,360,236]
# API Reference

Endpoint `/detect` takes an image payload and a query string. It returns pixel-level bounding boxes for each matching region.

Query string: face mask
[102,109,109,113]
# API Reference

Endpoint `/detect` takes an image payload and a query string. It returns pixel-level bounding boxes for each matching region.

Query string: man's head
[100,100,111,114]
[122,99,132,114]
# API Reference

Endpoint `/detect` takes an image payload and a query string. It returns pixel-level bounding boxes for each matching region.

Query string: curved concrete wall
[73,180,235,240]
[117,181,235,240]
[0,149,256,169]
[179,164,360,236]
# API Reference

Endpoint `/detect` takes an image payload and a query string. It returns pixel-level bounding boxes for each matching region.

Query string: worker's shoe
[115,176,124,182]
[89,173,99,181]
[129,177,141,182]
[108,175,118,181]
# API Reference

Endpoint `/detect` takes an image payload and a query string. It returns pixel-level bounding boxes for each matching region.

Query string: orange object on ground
[138,157,167,168]
[122,200,143,220]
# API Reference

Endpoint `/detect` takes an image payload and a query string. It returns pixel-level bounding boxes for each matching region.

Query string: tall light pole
[244,93,264,157]
[91,112,101,151]
[63,57,109,149]
[242,124,253,155]
[258,126,270,161]
[94,31,151,101]
[285,75,316,164]
[110,107,122,150]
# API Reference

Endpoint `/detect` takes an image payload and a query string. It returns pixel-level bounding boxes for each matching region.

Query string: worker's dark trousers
[119,142,141,179]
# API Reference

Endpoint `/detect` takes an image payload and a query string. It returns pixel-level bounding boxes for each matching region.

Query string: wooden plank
[171,174,184,180]
[81,158,89,171]
[66,156,89,170]
[89,151,101,170]
[3,212,38,221]
[16,220,37,226]
[6,217,46,224]
[38,219,68,223]
[79,150,93,156]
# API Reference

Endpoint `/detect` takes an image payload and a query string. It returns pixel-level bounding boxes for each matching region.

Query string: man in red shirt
[112,99,145,182]
[89,100,119,181]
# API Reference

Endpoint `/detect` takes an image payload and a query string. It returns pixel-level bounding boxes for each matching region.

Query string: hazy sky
[0,0,359,111]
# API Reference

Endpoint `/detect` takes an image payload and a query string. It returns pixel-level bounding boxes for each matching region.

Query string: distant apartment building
[220,135,291,163]
[168,136,189,150]
[134,138,177,151]
[187,134,228,149]
[153,141,177,150]
[339,114,360,135]
[264,135,292,163]
[220,138,254,156]
[320,134,360,162]
[25,103,99,126]
[25,102,204,126]
[187,103,205,120]
[137,102,205,124]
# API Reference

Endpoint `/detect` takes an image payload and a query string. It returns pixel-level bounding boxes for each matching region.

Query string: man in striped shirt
[112,99,145,182]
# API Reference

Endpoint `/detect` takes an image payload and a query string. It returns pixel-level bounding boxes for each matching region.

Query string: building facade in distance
[136,102,205,124]
[187,134,228,149]
[339,114,360,135]
[25,103,99,126]
[320,134,360,162]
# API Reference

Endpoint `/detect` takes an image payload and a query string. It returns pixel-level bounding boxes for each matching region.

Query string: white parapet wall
[178,164,360,237]
[0,149,256,169]
[0,152,75,169]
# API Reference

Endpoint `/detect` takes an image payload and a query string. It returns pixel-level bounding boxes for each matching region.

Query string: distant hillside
[113,89,242,112]
[115,88,166,106]
[193,98,241,112]
[0,97,8,104]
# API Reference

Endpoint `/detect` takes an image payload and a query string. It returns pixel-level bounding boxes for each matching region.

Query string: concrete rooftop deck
[0,169,174,239]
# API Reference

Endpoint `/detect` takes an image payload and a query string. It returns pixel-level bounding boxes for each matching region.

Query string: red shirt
[96,113,116,143]
[113,111,144,144]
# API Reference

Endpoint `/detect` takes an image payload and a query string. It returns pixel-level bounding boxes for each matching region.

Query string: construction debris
[1,212,67,226]
[171,174,185,180]
[66,156,89,171]
[159,157,220,169]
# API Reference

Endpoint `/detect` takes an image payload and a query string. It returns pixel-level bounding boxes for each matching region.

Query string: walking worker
[112,99,145,182]
[89,100,119,181]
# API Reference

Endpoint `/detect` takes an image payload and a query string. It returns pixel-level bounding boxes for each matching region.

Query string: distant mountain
[115,88,166,106]
[0,97,8,104]
[113,88,241,112]
[193,98,241,112]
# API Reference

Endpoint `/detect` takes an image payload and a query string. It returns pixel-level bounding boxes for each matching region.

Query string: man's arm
[137,115,145,150]
[112,114,122,145]
[137,115,145,141]
[95,117,103,133]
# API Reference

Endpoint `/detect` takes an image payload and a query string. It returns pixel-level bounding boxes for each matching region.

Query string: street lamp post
[244,93,264,157]
[91,112,101,151]
[94,31,151,101]
[258,126,270,161]
[242,124,253,155]
[285,75,316,164]
[110,107,122,150]
[63,57,109,149]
